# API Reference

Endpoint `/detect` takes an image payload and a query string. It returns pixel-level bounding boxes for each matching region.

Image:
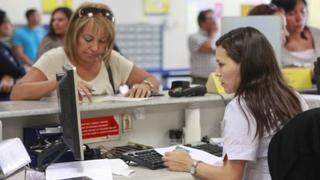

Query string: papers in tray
[155,145,223,167]
[46,159,134,180]
[0,138,31,178]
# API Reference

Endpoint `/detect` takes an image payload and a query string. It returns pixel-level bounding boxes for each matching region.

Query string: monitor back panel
[221,16,282,66]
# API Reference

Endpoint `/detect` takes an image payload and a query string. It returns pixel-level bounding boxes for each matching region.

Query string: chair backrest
[268,108,320,180]
[0,120,2,141]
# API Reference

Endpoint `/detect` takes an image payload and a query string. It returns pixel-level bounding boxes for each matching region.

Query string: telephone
[168,81,207,97]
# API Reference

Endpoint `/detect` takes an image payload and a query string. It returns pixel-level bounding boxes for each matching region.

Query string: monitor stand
[36,140,68,171]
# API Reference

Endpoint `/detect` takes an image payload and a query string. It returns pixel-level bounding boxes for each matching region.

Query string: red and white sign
[81,116,120,139]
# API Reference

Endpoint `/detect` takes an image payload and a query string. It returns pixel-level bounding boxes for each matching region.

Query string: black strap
[107,65,116,94]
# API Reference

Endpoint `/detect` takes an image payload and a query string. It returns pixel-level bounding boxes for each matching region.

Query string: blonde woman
[11,2,159,101]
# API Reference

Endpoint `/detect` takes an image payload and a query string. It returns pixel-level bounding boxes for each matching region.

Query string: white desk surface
[30,164,194,180]
[0,94,230,119]
[114,166,194,180]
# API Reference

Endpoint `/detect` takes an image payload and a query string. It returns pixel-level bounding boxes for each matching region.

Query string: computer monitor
[221,16,282,66]
[57,64,84,161]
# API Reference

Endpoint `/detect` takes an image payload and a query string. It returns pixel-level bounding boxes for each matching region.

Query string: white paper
[156,145,223,166]
[108,159,134,176]
[92,95,148,103]
[0,138,31,178]
[209,137,224,147]
[46,159,113,180]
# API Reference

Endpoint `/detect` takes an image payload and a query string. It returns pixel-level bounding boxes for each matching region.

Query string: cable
[208,92,228,106]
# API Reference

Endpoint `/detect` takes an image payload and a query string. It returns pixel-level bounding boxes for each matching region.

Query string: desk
[114,167,194,180]
[0,94,228,146]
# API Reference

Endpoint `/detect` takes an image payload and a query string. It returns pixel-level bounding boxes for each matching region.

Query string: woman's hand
[162,150,193,172]
[77,81,93,102]
[128,83,152,98]
[0,75,14,93]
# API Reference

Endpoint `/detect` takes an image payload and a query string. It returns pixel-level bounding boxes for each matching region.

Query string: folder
[282,68,312,90]
[206,73,225,95]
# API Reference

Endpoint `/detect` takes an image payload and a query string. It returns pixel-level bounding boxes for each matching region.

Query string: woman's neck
[286,29,314,51]
[72,58,100,69]
[73,60,102,81]
[289,31,303,40]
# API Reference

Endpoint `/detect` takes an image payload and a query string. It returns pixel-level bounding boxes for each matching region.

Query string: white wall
[0,0,189,70]
[3,0,317,70]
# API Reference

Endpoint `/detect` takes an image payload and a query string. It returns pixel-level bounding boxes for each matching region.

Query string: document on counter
[156,145,223,166]
[46,159,134,180]
[92,95,148,103]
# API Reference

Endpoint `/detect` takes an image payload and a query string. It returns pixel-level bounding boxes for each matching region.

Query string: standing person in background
[272,0,320,68]
[12,9,46,67]
[37,7,73,58]
[10,2,160,101]
[189,9,219,85]
[0,10,25,101]
[248,3,289,45]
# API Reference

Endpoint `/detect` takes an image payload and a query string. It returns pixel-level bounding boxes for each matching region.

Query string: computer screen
[56,64,84,160]
[221,16,282,66]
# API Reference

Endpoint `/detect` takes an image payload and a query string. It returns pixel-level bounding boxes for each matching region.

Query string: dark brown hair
[25,9,37,20]
[216,27,303,138]
[272,0,308,39]
[248,4,280,15]
[197,9,213,27]
[48,7,73,39]
[271,0,307,12]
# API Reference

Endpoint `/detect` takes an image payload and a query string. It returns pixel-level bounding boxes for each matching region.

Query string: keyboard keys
[191,143,223,157]
[122,149,165,170]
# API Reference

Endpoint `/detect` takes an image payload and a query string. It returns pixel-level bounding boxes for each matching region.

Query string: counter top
[0,100,58,118]
[0,94,230,119]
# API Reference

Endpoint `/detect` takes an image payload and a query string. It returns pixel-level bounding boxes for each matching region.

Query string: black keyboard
[109,145,151,159]
[189,143,223,157]
[122,149,165,170]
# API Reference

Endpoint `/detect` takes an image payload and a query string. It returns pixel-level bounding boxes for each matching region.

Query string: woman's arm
[196,157,245,180]
[13,45,33,67]
[163,150,245,180]
[0,47,25,78]
[10,67,57,100]
[126,65,160,97]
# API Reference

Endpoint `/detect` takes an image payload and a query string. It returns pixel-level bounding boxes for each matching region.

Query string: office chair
[268,108,320,180]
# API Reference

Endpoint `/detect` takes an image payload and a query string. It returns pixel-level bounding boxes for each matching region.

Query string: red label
[81,116,119,139]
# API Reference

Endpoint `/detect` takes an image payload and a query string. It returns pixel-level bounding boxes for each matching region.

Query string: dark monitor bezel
[57,64,84,160]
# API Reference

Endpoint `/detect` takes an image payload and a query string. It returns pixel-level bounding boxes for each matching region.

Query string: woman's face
[52,11,69,36]
[215,46,241,94]
[285,0,307,34]
[0,17,12,37]
[76,21,108,64]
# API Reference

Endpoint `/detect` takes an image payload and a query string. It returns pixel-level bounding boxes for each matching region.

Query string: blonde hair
[64,2,115,65]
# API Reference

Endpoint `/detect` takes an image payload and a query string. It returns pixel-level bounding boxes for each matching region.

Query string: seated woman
[0,10,25,101]
[162,27,308,180]
[37,7,73,58]
[10,2,160,102]
[272,0,320,68]
[248,3,289,46]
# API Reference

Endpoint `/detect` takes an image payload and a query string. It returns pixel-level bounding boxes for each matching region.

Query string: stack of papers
[155,145,223,166]
[92,96,148,103]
